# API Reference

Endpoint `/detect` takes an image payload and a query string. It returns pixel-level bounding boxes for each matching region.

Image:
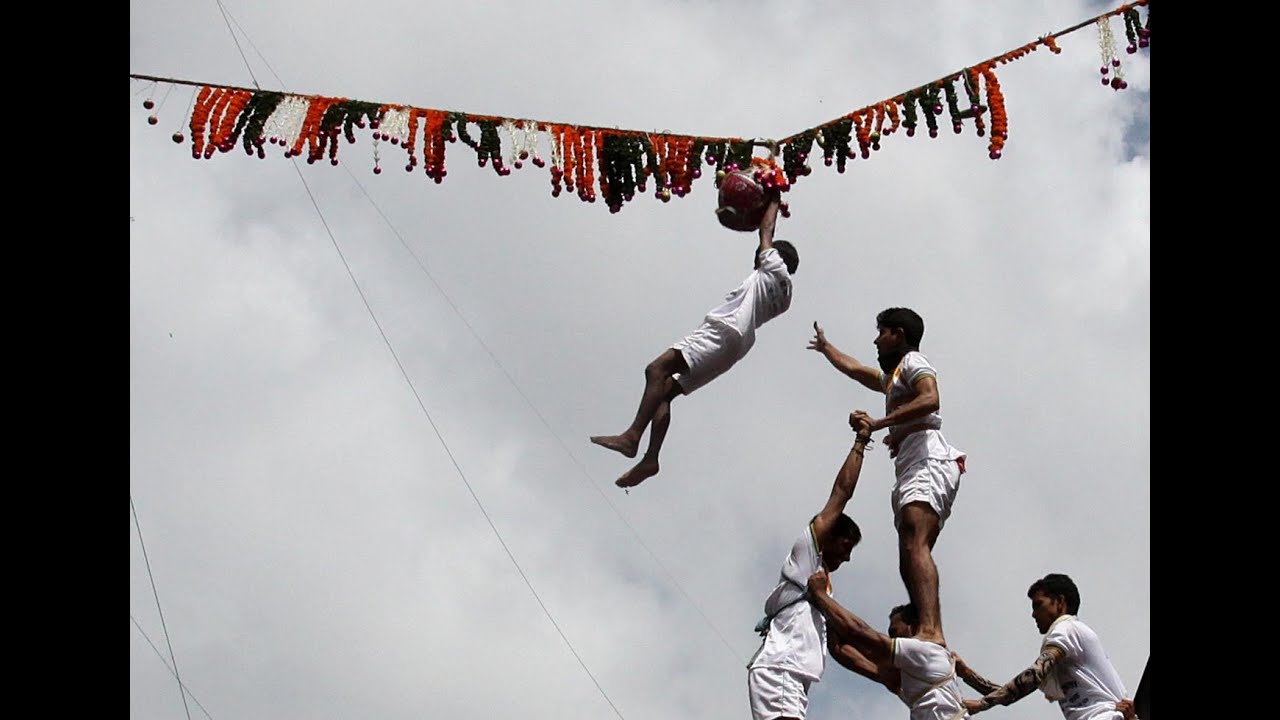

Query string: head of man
[758,239,800,274]
[874,307,924,374]
[821,513,862,572]
[888,602,920,639]
[1026,573,1080,634]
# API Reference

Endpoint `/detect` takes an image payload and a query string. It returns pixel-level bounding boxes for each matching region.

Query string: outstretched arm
[812,414,873,542]
[807,322,884,393]
[756,193,781,253]
[962,645,1066,715]
[953,652,1002,695]
[807,569,895,668]
[829,635,901,695]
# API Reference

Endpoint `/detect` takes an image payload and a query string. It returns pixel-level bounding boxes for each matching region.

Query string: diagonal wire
[130,496,195,720]
[288,158,626,719]
[222,0,744,671]
[344,162,748,665]
[207,3,627,714]
[212,0,260,90]
[131,614,217,720]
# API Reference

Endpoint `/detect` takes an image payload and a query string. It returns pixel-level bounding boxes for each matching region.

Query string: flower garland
[139,0,1150,214]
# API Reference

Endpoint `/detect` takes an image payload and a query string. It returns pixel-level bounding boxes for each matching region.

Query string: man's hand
[807,569,830,597]
[849,412,873,437]
[807,322,829,354]
[852,410,878,433]
[963,698,989,715]
[1115,698,1136,720]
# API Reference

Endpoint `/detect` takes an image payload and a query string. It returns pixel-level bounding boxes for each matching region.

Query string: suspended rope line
[125,71,749,146]
[344,160,747,666]
[779,0,1149,143]
[130,495,195,720]
[131,614,217,720]
[127,1,1149,212]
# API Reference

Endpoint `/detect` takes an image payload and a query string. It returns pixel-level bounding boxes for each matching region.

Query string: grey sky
[130,1,1150,718]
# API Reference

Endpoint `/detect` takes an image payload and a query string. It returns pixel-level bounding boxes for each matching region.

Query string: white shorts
[891,457,962,531]
[671,320,747,395]
[747,666,812,720]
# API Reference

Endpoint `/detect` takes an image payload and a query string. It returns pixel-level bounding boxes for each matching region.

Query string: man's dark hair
[832,513,861,545]
[875,307,924,349]
[1028,573,1081,614]
[889,602,919,626]
[774,240,799,275]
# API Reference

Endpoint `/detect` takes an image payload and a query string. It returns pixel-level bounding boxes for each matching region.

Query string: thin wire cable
[226,11,289,92]
[130,496,195,720]
[212,0,260,90]
[201,8,628,716]
[289,160,626,719]
[175,87,198,135]
[130,615,217,720]
[221,0,742,669]
[156,83,177,114]
[344,163,747,665]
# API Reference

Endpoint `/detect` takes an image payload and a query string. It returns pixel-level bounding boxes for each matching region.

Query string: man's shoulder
[902,351,937,376]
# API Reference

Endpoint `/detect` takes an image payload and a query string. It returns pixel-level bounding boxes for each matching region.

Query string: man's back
[893,637,967,720]
[703,247,792,346]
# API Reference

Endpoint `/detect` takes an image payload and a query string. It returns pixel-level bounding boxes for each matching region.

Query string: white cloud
[131,1,1150,718]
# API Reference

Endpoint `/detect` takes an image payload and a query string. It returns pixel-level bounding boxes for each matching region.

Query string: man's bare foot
[590,434,638,459]
[616,459,659,488]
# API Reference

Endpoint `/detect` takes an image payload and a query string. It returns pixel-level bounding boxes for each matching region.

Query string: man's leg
[616,378,682,488]
[591,349,688,459]
[897,501,945,644]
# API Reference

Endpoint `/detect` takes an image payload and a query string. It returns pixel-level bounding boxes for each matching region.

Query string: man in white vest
[954,573,1136,720]
[806,571,969,719]
[746,413,870,720]
[590,193,797,489]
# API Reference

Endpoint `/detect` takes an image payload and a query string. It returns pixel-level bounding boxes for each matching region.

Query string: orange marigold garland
[142,0,1150,213]
[979,65,1007,159]
[188,86,217,159]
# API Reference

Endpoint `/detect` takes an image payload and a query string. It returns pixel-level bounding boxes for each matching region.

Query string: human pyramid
[588,170,1140,720]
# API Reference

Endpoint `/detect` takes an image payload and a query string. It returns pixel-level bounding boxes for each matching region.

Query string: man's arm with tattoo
[952,652,1002,695]
[962,645,1065,715]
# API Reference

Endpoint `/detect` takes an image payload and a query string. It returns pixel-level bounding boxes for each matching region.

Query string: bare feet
[616,458,659,488]
[590,434,638,459]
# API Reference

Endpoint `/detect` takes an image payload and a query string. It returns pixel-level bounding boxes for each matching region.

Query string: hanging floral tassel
[1096,17,1128,91]
[979,65,1007,159]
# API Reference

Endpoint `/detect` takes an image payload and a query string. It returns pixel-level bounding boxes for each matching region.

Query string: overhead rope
[129,1,1149,213]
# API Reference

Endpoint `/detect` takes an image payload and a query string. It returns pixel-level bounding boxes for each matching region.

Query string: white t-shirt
[1040,615,1128,720]
[893,637,968,720]
[703,247,792,351]
[749,523,827,681]
[880,351,964,473]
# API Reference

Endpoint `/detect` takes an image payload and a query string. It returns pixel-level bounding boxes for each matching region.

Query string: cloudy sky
[130,1,1149,718]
